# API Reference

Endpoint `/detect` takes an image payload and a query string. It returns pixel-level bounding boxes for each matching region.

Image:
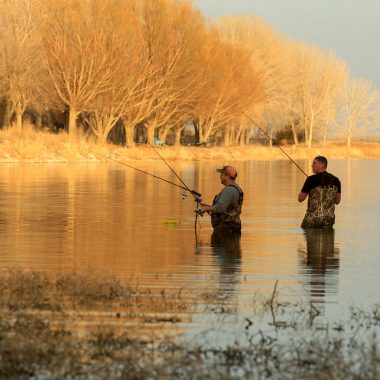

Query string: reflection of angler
[302,228,340,300]
[211,229,242,276]
[211,229,241,254]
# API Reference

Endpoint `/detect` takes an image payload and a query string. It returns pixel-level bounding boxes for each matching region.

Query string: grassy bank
[1,270,380,379]
[1,127,380,163]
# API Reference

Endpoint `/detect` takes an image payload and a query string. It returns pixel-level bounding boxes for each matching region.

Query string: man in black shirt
[298,156,341,228]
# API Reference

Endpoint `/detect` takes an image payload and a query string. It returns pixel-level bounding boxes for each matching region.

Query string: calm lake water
[0,158,379,333]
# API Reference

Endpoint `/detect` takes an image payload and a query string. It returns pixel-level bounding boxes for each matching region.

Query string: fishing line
[97,150,203,231]
[96,153,188,191]
[146,141,200,200]
[146,141,203,231]
[243,112,308,177]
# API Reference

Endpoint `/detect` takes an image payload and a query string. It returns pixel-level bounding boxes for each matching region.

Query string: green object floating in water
[164,217,180,227]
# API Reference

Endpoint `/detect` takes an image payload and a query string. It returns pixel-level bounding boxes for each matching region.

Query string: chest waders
[211,185,244,232]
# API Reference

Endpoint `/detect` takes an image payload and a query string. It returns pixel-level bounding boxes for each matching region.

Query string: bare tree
[41,0,121,135]
[338,78,380,147]
[217,16,290,145]
[129,0,207,145]
[292,45,348,147]
[0,0,42,130]
[79,0,151,144]
[193,27,264,145]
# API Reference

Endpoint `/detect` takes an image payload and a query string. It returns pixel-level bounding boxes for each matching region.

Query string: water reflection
[299,228,340,304]
[1,159,379,319]
[196,230,242,315]
[210,230,242,275]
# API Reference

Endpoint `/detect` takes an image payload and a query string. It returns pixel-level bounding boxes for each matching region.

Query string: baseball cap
[216,165,237,179]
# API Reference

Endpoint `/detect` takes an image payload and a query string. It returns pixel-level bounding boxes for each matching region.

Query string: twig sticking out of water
[269,280,279,327]
[309,301,321,326]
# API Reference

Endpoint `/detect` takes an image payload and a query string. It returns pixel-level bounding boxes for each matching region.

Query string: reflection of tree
[299,228,340,304]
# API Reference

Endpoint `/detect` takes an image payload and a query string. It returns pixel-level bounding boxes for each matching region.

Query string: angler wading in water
[200,165,244,233]
[298,156,341,229]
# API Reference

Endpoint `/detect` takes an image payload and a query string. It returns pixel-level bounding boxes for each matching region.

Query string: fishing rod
[146,141,204,230]
[97,150,203,231]
[146,142,198,198]
[243,112,308,177]
[97,152,188,191]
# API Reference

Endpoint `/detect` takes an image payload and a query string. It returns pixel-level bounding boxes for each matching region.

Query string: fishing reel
[191,189,202,202]
[180,188,203,216]
[191,190,203,216]
[181,189,202,202]
[181,190,188,200]
[194,208,204,216]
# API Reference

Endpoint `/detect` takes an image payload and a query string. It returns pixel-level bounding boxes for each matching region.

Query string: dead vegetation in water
[1,270,380,379]
[0,270,188,314]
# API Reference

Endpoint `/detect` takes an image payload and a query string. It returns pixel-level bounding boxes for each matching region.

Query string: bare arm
[335,193,341,205]
[200,203,216,214]
[298,192,308,202]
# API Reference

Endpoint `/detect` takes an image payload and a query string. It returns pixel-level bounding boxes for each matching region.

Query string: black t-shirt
[300,171,341,228]
[301,172,341,194]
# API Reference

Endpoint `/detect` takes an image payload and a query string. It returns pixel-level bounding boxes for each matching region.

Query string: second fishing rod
[98,146,203,230]
[98,151,201,198]
[145,141,205,230]
[243,112,308,178]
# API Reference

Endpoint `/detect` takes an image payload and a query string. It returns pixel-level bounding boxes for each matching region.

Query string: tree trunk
[35,113,42,130]
[291,121,298,146]
[4,106,11,128]
[197,121,206,144]
[239,129,245,146]
[269,127,273,150]
[245,129,250,145]
[16,111,23,131]
[347,121,352,148]
[124,123,135,147]
[159,126,170,144]
[193,120,200,144]
[99,129,108,144]
[146,124,155,145]
[307,115,314,148]
[202,124,213,144]
[222,130,230,146]
[303,115,309,144]
[69,107,78,135]
[174,128,182,146]
[235,125,243,145]
[322,125,328,146]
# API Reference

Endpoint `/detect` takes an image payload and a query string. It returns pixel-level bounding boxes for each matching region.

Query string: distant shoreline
[1,129,380,163]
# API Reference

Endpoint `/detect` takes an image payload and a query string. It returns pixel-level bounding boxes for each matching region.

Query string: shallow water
[0,158,379,328]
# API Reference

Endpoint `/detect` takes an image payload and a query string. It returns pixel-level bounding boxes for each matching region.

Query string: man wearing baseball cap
[200,165,244,232]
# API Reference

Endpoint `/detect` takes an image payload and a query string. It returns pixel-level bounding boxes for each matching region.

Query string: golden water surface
[0,159,379,333]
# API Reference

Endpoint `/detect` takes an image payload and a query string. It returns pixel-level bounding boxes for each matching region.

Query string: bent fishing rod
[243,112,308,177]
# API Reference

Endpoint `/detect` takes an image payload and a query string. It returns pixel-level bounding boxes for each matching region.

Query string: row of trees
[0,0,379,148]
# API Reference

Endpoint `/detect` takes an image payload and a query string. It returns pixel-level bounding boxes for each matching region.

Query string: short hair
[314,155,328,168]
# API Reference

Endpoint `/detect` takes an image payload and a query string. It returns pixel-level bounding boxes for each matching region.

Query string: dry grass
[0,269,188,314]
[1,127,380,163]
[1,270,380,379]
